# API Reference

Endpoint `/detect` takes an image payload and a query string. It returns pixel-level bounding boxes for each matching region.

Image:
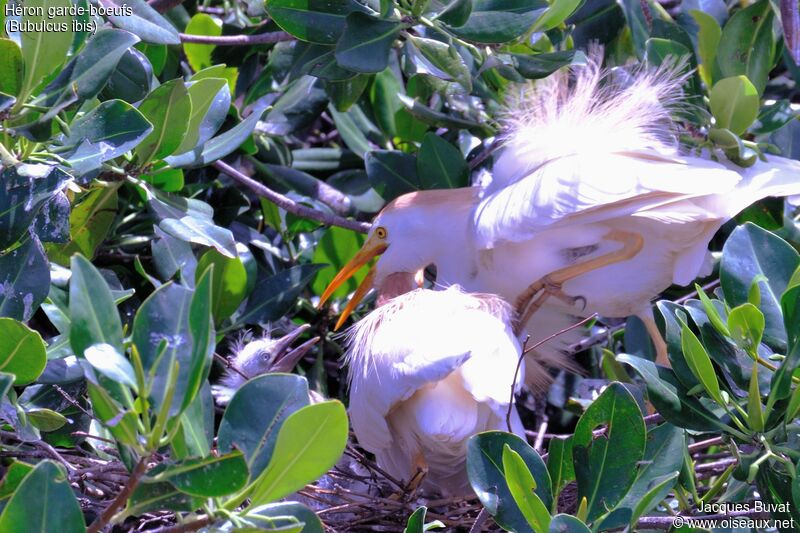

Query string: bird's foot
[515,275,584,334]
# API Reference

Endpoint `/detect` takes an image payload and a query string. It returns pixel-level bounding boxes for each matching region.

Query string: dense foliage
[2,0,800,531]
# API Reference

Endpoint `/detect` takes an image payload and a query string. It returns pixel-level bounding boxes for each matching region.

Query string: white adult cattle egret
[321,58,800,374]
[213,324,319,404]
[344,274,525,495]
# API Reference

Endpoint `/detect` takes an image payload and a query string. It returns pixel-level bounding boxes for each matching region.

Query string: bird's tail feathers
[494,50,692,187]
[729,155,800,214]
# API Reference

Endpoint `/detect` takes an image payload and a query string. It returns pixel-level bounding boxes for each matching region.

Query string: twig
[179,32,293,46]
[147,0,184,13]
[533,420,548,452]
[688,436,724,453]
[214,352,249,381]
[468,139,502,170]
[469,508,490,533]
[54,385,94,419]
[150,515,212,533]
[0,430,76,472]
[782,0,800,64]
[506,315,597,431]
[214,160,370,233]
[87,455,150,533]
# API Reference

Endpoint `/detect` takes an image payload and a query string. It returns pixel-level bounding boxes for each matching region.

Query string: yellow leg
[406,452,428,493]
[639,311,669,367]
[515,230,644,334]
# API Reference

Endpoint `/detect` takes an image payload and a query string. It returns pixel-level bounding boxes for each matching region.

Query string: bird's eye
[375,226,388,239]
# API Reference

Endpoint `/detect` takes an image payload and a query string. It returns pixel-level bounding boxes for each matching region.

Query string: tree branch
[179,32,294,46]
[87,456,150,533]
[214,160,371,233]
[147,0,185,13]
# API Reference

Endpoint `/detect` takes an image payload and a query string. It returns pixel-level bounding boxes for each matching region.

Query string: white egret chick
[344,274,525,496]
[213,324,319,404]
[322,57,800,375]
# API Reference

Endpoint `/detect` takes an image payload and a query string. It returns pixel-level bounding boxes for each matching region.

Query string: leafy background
[2,0,800,531]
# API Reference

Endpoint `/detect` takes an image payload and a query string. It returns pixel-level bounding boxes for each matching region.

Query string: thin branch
[469,508,490,533]
[214,160,370,233]
[87,456,150,533]
[506,315,598,431]
[147,0,184,13]
[782,0,800,64]
[179,32,293,46]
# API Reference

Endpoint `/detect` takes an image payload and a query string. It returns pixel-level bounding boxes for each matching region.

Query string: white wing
[473,151,742,249]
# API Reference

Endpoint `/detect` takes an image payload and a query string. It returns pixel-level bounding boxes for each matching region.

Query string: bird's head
[318,189,476,329]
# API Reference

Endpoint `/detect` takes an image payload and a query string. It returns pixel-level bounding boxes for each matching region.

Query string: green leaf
[548,514,591,533]
[727,303,765,355]
[48,184,120,265]
[335,13,403,74]
[721,223,799,352]
[546,437,574,504]
[238,264,323,325]
[645,38,691,69]
[417,133,469,189]
[0,237,49,322]
[26,408,68,432]
[438,0,472,27]
[747,364,764,431]
[142,167,184,193]
[467,431,552,532]
[16,0,73,105]
[248,400,348,505]
[184,14,221,72]
[690,9,721,87]
[680,322,723,405]
[446,0,548,43]
[84,343,137,390]
[715,0,773,94]
[709,76,759,135]
[408,36,472,91]
[104,48,154,102]
[165,101,269,168]
[105,0,181,45]
[172,382,214,459]
[512,51,575,79]
[134,79,191,165]
[153,451,248,497]
[174,78,230,155]
[64,100,153,161]
[69,254,123,357]
[502,444,551,532]
[0,461,34,500]
[0,38,23,96]
[0,461,85,533]
[327,74,371,112]
[245,502,324,533]
[531,0,582,32]
[0,318,46,385]
[128,480,203,515]
[572,382,645,522]
[312,227,367,299]
[218,374,310,478]
[196,249,248,324]
[366,150,421,201]
[265,0,369,44]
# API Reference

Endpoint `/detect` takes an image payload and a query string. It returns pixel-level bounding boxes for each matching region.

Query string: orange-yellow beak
[317,234,388,330]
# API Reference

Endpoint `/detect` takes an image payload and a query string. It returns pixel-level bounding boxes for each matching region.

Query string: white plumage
[322,56,800,379]
[344,285,525,495]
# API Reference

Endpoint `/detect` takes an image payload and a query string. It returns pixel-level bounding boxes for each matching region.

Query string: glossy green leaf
[502,444,551,532]
[175,78,230,155]
[239,264,323,325]
[16,0,73,104]
[572,383,645,522]
[134,79,191,164]
[64,100,152,161]
[709,76,759,135]
[715,0,773,94]
[512,51,575,79]
[245,502,324,533]
[548,514,591,533]
[152,451,248,497]
[69,254,123,357]
[417,133,469,189]
[335,13,402,73]
[0,38,22,96]
[532,0,582,31]
[83,343,137,390]
[467,431,552,532]
[196,249,248,324]
[103,48,153,102]
[721,223,799,352]
[690,9,721,87]
[312,227,367,299]
[159,216,237,258]
[366,150,421,201]
[128,480,203,515]
[248,400,348,505]
[142,167,184,193]
[184,14,221,72]
[327,74,371,112]
[747,364,764,431]
[0,237,49,322]
[409,36,472,90]
[0,462,34,500]
[0,461,85,533]
[727,303,765,355]
[546,436,574,503]
[680,322,723,405]
[105,0,181,45]
[218,374,310,478]
[26,408,68,432]
[447,0,548,44]
[172,381,214,459]
[48,184,120,265]
[0,318,46,385]
[438,0,472,27]
[265,0,369,44]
